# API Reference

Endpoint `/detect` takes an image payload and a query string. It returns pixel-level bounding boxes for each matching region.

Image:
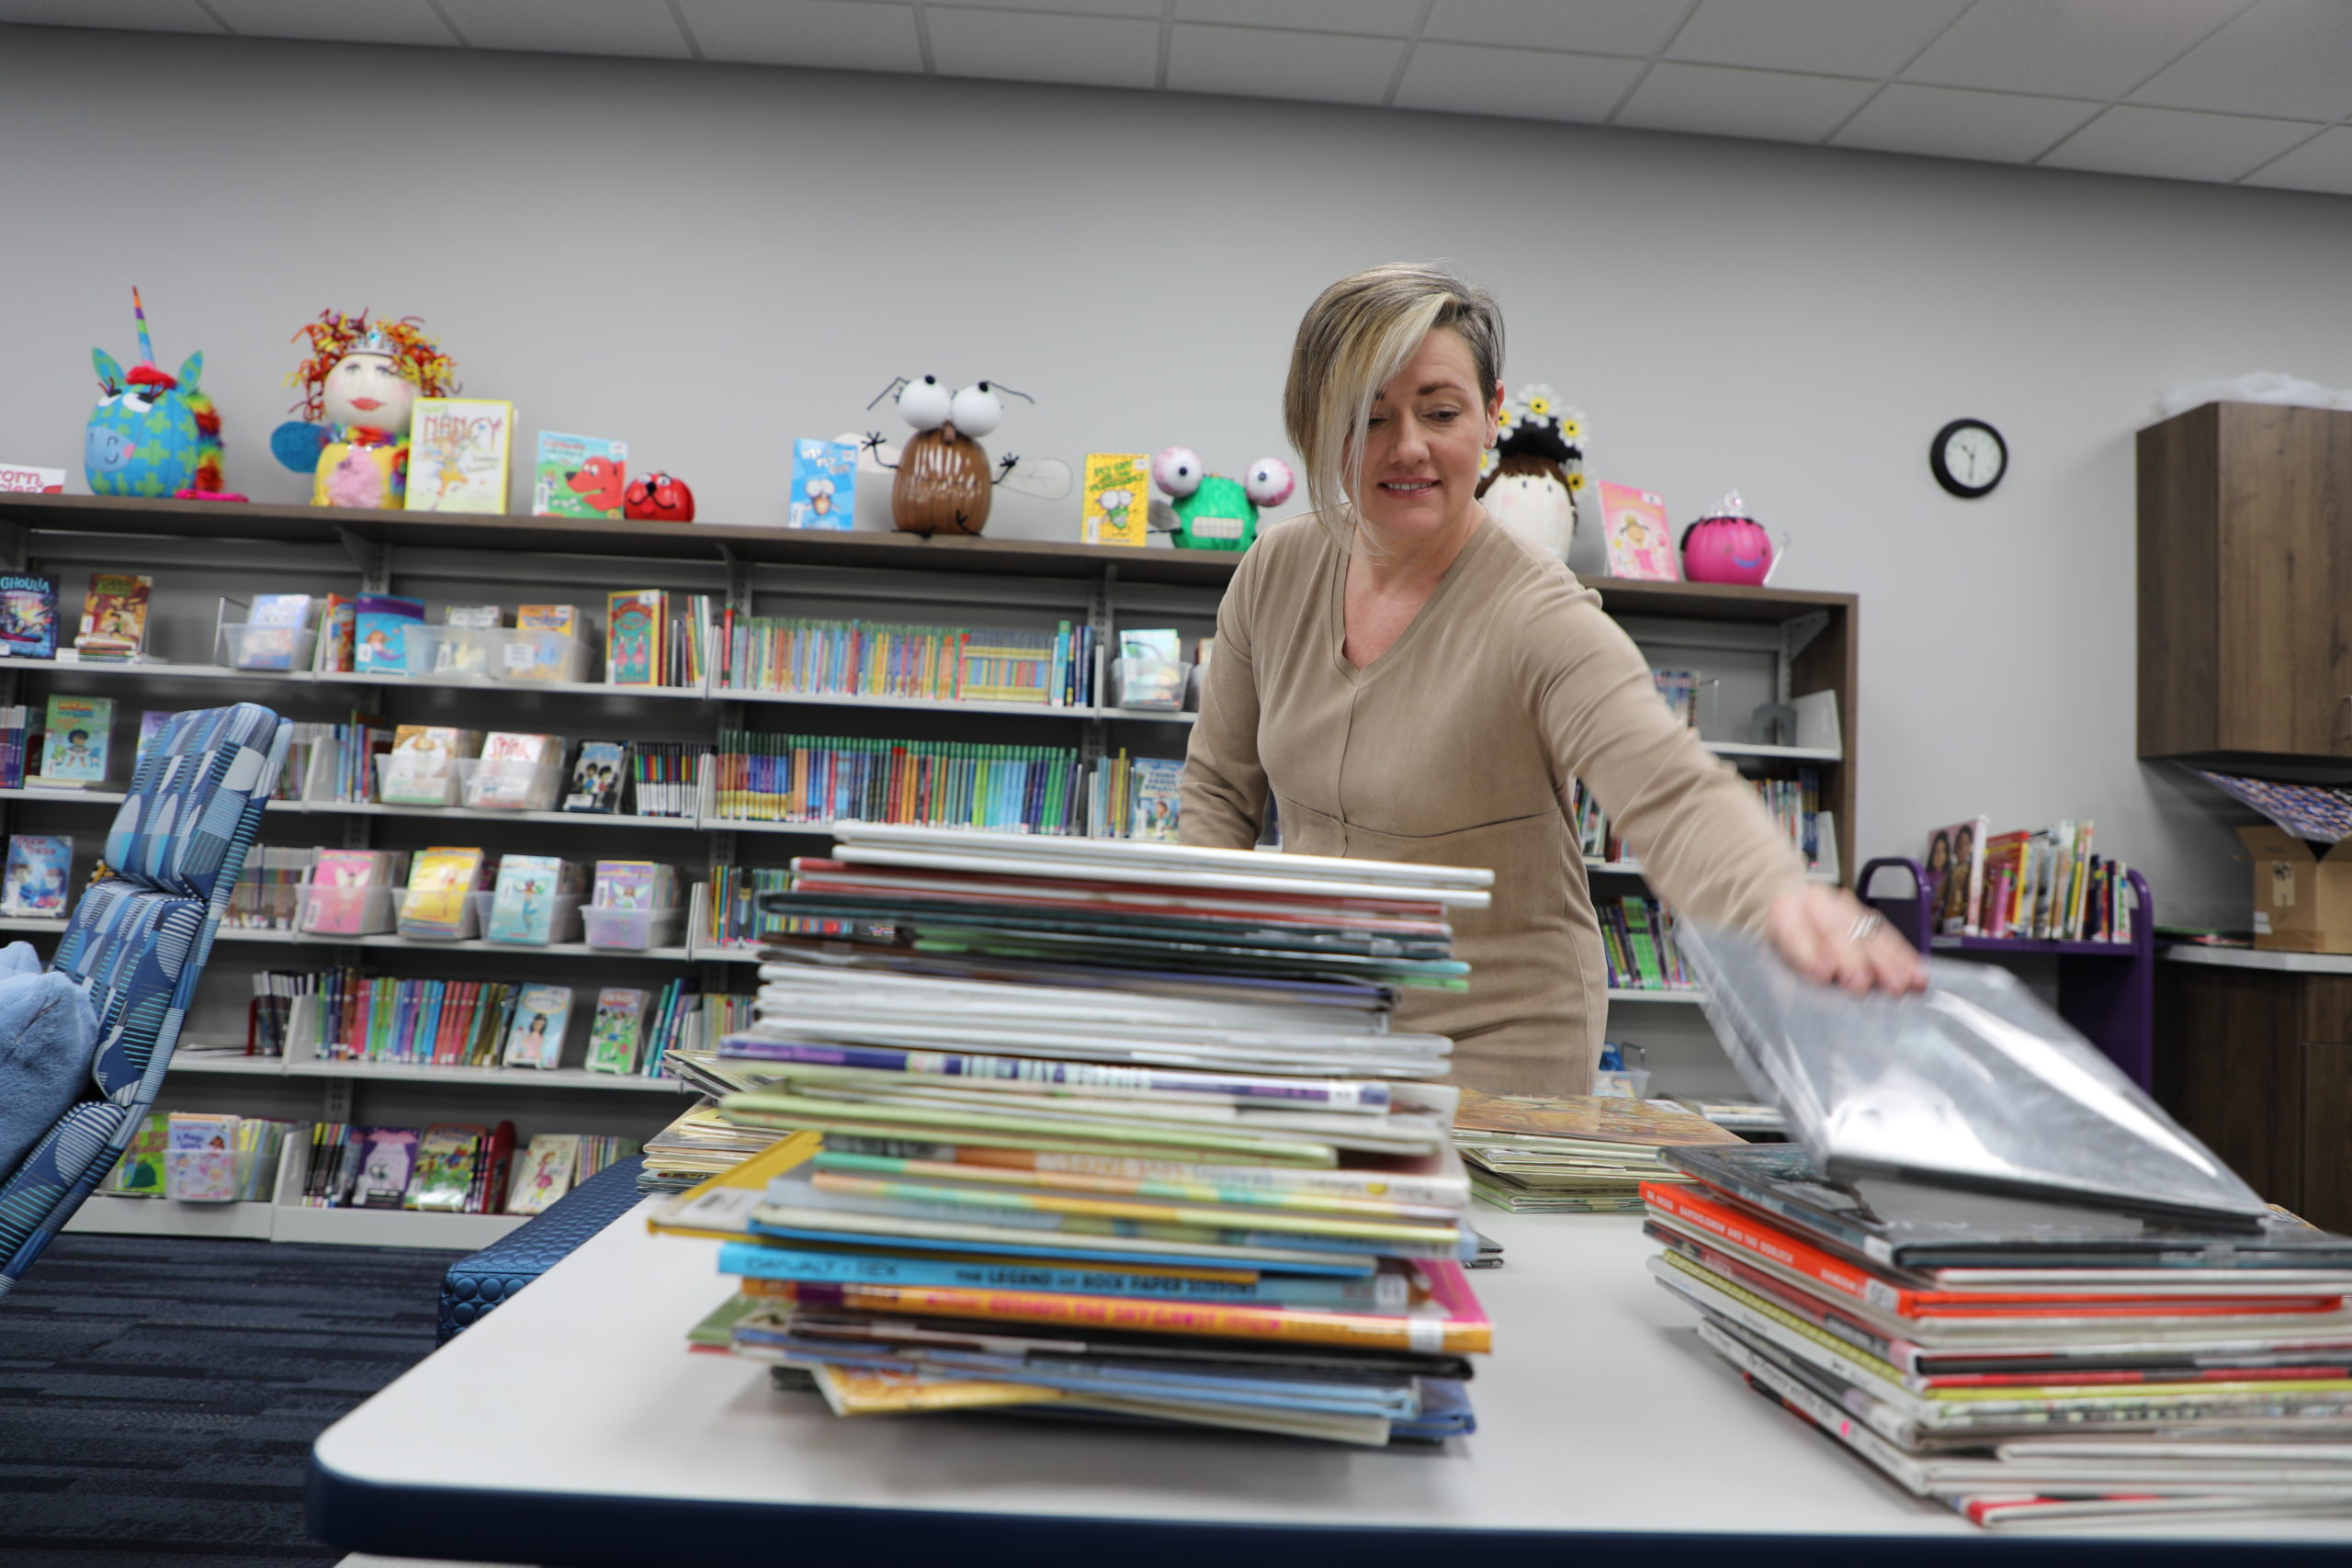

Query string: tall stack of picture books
[651,824,1495,1445]
[1451,1090,1742,1213]
[707,730,1085,834]
[1921,815,2134,942]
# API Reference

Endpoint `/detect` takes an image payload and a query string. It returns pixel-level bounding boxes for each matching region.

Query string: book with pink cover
[1597,482,1680,581]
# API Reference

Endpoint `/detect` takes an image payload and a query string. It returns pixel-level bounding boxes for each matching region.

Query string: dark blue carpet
[0,1232,452,1566]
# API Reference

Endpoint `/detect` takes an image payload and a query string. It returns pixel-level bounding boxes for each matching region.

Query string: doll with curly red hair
[271,309,457,510]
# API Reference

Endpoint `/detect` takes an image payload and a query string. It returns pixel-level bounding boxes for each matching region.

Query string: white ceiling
[9,0,2352,195]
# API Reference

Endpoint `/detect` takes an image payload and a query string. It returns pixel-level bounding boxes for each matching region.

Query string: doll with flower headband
[271,310,457,510]
[1474,383,1586,561]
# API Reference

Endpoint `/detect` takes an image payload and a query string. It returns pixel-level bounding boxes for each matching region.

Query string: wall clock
[1931,418,2006,499]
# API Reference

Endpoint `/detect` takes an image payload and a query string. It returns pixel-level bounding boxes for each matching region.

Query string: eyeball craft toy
[1680,491,1787,586]
[1151,448,1294,552]
[623,470,695,523]
[85,288,227,500]
[865,375,1032,536]
[1474,384,1585,561]
[273,310,457,510]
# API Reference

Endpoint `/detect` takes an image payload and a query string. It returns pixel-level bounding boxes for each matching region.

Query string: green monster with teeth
[1152,446,1296,552]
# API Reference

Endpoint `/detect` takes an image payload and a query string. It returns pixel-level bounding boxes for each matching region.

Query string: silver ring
[1849,913,1884,944]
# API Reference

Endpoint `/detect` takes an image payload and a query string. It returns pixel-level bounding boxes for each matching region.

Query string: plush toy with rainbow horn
[85,288,225,498]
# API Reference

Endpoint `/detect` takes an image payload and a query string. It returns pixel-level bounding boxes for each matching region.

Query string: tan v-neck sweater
[1181,513,1808,1098]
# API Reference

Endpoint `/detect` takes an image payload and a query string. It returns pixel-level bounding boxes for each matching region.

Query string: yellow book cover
[1080,453,1150,547]
[810,1360,1063,1416]
[406,399,515,514]
[401,846,483,928]
[649,1129,821,1241]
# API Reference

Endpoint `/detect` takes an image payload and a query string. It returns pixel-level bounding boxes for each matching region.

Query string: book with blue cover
[789,439,857,530]
[487,854,567,945]
[0,574,58,660]
[2,833,71,918]
[354,594,425,677]
[38,694,112,784]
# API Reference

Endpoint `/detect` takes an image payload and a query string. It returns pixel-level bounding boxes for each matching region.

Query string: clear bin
[1110,655,1188,712]
[401,625,500,680]
[397,883,481,942]
[296,881,398,938]
[374,751,463,807]
[492,628,593,683]
[458,755,566,812]
[469,889,585,947]
[216,623,320,673]
[581,903,685,952]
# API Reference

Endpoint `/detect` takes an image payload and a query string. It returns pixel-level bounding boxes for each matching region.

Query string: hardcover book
[0,574,58,659]
[164,1112,239,1202]
[533,432,628,520]
[76,572,152,659]
[39,694,112,784]
[1080,453,1151,547]
[564,739,626,813]
[789,439,857,530]
[2,834,71,918]
[407,398,516,514]
[354,593,426,676]
[1127,757,1182,842]
[404,1123,488,1212]
[506,1134,582,1215]
[401,846,485,939]
[351,1127,421,1209]
[1597,482,1679,581]
[503,984,574,1070]
[605,591,666,686]
[586,987,649,1074]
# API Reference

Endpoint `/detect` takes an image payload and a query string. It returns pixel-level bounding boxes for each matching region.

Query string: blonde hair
[1283,263,1504,541]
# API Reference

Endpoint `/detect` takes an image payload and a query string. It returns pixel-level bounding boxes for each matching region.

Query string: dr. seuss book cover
[533,432,628,520]
[75,572,151,658]
[2,834,71,918]
[585,987,649,1074]
[1080,453,1151,547]
[503,984,574,1070]
[407,399,515,514]
[0,575,56,659]
[0,464,65,493]
[788,439,857,530]
[1597,482,1679,581]
[39,694,112,784]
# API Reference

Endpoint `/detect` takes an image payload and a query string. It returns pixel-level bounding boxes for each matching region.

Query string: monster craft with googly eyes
[864,375,1033,536]
[1150,448,1295,552]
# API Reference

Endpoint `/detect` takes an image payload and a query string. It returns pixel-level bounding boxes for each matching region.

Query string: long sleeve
[1525,582,1808,932]
[1180,546,1271,851]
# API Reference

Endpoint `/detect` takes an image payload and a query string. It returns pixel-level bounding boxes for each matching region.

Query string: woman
[1182,263,1922,1098]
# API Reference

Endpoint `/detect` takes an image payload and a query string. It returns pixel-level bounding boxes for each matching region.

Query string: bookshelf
[0,493,1860,1211]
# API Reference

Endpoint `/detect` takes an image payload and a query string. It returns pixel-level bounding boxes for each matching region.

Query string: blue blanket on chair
[0,942,96,1180]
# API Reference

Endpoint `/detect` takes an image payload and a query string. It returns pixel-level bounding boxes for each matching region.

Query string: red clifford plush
[622,470,695,523]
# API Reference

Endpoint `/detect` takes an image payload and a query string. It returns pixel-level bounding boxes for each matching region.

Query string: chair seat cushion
[437,1156,648,1343]
[0,968,100,1181]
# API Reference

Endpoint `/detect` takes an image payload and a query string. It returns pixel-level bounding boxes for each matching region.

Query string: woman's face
[1355,327,1500,547]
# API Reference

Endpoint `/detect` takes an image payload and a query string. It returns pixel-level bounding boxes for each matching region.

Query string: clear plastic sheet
[1678,924,2271,1228]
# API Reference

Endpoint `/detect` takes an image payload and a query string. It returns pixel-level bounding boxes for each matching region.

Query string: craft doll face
[1356,328,1503,547]
[323,352,418,434]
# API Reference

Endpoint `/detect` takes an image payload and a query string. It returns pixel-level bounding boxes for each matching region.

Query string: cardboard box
[2241,825,2352,953]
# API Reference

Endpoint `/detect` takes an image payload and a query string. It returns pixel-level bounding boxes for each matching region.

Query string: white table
[309,1205,2352,1565]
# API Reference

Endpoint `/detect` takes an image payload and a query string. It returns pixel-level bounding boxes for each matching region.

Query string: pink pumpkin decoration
[1680,492,1782,585]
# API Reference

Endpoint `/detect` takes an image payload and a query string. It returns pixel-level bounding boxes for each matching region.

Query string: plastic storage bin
[580,903,685,952]
[296,880,398,938]
[458,755,566,812]
[375,751,463,807]
[397,883,481,942]
[1110,654,1189,712]
[492,628,593,684]
[216,623,320,673]
[469,890,586,947]
[395,626,593,684]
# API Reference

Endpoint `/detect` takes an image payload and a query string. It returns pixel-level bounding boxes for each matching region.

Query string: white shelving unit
[165,1050,686,1095]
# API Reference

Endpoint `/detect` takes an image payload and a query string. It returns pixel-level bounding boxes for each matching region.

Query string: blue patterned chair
[0,703,289,1294]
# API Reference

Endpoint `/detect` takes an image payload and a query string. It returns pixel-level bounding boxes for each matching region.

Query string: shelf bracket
[718,546,754,615]
[321,1077,354,1122]
[1777,611,1830,703]
[0,520,27,574]
[337,528,393,593]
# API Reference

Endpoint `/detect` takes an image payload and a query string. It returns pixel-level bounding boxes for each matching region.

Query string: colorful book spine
[708,730,1083,834]
[717,1242,1411,1307]
[721,1039,1393,1111]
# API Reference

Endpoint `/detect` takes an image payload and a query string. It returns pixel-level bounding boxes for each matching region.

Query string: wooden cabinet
[2154,956,2352,1231]
[2138,400,2352,761]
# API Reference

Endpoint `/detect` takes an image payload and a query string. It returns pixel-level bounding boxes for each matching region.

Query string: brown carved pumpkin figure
[865,376,1029,537]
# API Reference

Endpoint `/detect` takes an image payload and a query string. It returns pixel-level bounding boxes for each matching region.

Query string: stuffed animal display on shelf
[864,375,1032,536]
[272,310,457,510]
[1680,491,1785,585]
[1475,383,1584,560]
[85,288,227,499]
[623,470,695,523]
[1150,448,1294,552]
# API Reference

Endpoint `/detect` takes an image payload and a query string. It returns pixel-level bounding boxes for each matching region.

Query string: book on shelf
[37,694,112,785]
[164,1111,239,1202]
[629,740,705,819]
[1650,668,1700,728]
[75,571,151,660]
[591,859,673,910]
[709,729,1085,834]
[2,834,71,918]
[1127,757,1182,843]
[320,593,356,673]
[606,590,666,686]
[1597,482,1679,581]
[354,593,425,677]
[788,439,856,530]
[106,1112,167,1195]
[401,847,487,940]
[487,854,575,945]
[0,705,25,789]
[534,432,628,519]
[136,709,175,756]
[472,731,565,809]
[587,987,650,1074]
[407,398,515,514]
[301,848,407,936]
[350,1127,421,1209]
[1922,816,1988,936]
[703,863,791,951]
[234,592,314,671]
[713,614,1096,707]
[0,464,64,494]
[434,603,502,677]
[311,970,521,1066]
[1969,820,2132,942]
[1598,895,1691,991]
[380,725,479,806]
[563,740,627,813]
[406,1122,497,1213]
[1114,627,1185,710]
[247,966,325,1055]
[507,1134,582,1216]
[503,984,575,1070]
[1080,452,1150,547]
[0,573,58,660]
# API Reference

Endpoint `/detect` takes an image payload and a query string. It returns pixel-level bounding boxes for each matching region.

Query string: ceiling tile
[2131,0,2352,122]
[1174,0,1423,36]
[2040,103,2319,182]
[923,0,1161,17]
[925,7,1159,88]
[1167,23,1402,106]
[674,0,920,72]
[438,0,691,58]
[204,0,459,47]
[1616,62,1877,142]
[2243,125,2352,193]
[1903,0,2251,100]
[1830,83,2101,163]
[1392,41,1642,121]
[1668,0,1972,78]
[1422,0,1693,59]
[0,0,222,28]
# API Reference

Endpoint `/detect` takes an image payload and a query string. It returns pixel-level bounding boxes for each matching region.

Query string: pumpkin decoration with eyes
[1680,491,1784,585]
[85,288,225,499]
[864,376,1030,536]
[623,470,695,523]
[1151,448,1294,552]
[271,309,457,511]
[1474,383,1585,561]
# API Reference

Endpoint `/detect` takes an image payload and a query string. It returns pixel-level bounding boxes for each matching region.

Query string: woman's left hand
[1764,885,1928,996]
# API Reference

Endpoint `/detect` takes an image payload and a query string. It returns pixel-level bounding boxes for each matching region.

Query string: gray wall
[5,22,2348,931]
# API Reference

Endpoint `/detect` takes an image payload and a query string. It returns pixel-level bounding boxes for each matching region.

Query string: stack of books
[652,824,1495,1445]
[1923,815,2135,942]
[1645,1142,2352,1529]
[1452,1090,1740,1213]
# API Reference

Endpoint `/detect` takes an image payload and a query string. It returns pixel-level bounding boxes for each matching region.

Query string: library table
[310,1204,2352,1567]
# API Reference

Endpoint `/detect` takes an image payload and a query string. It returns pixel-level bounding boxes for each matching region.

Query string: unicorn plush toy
[85,288,225,498]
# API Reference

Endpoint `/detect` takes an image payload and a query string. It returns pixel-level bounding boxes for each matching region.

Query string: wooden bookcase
[0,495,1860,1228]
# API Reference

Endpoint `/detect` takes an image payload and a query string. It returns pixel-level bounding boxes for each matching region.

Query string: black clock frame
[1930,418,2006,499]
